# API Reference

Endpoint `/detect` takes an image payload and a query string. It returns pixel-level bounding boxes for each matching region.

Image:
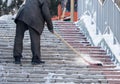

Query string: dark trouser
[13,20,41,61]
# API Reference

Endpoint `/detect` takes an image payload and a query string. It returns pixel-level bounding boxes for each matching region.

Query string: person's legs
[28,27,45,65]
[13,20,28,64]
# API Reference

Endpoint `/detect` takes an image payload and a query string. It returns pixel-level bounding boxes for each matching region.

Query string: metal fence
[78,0,120,43]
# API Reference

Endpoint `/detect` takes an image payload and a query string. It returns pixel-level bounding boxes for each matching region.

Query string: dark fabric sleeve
[41,0,53,32]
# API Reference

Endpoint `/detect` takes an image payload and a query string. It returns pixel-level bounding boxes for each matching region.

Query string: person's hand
[50,30,54,34]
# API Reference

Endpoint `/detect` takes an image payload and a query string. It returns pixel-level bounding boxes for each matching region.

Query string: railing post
[70,0,74,21]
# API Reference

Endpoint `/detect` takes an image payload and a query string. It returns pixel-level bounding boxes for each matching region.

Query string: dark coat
[15,0,53,34]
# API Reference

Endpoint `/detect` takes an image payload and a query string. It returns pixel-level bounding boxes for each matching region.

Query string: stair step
[0,20,119,83]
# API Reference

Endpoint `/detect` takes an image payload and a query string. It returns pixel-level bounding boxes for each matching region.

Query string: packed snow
[75,12,120,66]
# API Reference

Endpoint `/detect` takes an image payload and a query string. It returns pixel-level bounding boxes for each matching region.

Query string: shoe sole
[31,62,45,65]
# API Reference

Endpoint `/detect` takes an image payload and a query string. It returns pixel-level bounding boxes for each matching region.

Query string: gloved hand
[50,30,54,34]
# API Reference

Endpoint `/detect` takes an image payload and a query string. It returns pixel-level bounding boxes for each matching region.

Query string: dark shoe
[14,57,21,64]
[31,60,45,65]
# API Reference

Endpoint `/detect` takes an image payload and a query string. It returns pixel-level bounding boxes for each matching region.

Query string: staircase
[0,20,120,84]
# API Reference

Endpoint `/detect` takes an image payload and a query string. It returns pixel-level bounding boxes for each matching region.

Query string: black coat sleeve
[40,0,53,32]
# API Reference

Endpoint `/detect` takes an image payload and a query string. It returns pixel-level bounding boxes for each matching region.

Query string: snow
[2,0,6,3]
[75,12,120,66]
[0,14,15,21]
[79,13,103,46]
[44,73,75,84]
[80,54,103,65]
[7,0,12,7]
[1,0,12,7]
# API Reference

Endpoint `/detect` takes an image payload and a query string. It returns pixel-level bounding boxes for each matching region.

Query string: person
[57,0,62,20]
[13,0,54,65]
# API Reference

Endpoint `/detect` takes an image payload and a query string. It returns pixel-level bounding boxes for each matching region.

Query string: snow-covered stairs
[0,20,119,84]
